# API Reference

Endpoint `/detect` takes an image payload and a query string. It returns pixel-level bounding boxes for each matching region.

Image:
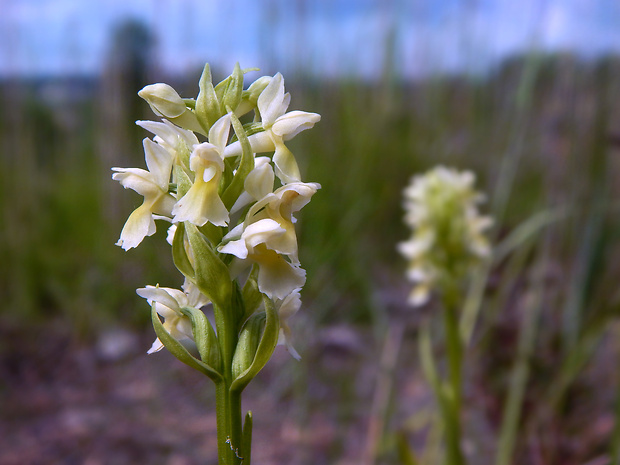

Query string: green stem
[213,301,244,465]
[442,288,466,465]
[215,381,244,465]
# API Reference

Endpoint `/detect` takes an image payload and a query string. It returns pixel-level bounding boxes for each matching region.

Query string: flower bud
[139,83,204,134]
[139,83,187,118]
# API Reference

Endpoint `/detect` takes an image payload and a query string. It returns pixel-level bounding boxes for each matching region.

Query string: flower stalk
[113,64,320,464]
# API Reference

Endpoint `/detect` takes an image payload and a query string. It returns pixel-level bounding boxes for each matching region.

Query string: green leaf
[180,306,222,375]
[150,303,222,382]
[172,222,195,280]
[242,411,253,465]
[195,63,221,132]
[396,432,419,465]
[231,295,280,393]
[221,111,254,210]
[185,223,232,309]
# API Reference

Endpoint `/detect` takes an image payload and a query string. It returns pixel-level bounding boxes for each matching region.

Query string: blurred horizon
[2,0,620,80]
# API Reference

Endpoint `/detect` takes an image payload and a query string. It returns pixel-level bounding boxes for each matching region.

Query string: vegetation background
[1,1,619,464]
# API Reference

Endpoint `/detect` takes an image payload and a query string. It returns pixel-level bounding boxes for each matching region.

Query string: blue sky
[1,0,619,78]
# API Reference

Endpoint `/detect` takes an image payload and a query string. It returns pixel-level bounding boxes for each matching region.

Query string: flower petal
[116,203,156,250]
[143,138,174,187]
[272,111,321,140]
[257,73,288,126]
[254,249,306,300]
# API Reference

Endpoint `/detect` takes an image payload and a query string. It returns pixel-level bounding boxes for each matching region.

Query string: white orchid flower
[112,138,175,250]
[173,114,232,226]
[223,73,320,184]
[137,281,209,354]
[275,289,303,360]
[219,219,306,300]
[244,182,320,262]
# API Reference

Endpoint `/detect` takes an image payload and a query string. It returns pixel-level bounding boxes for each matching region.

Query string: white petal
[137,120,199,151]
[143,138,173,187]
[222,222,245,241]
[273,140,301,184]
[208,113,232,152]
[147,338,165,354]
[166,224,177,245]
[257,73,287,125]
[173,181,229,227]
[223,132,275,158]
[272,111,321,140]
[116,204,156,250]
[278,327,301,360]
[256,255,306,300]
[243,219,286,249]
[112,168,160,198]
[218,238,249,259]
[182,279,210,308]
[230,191,255,215]
[277,290,302,319]
[244,160,274,201]
[137,286,183,311]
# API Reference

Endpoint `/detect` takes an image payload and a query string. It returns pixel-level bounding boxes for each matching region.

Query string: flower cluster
[398,166,492,306]
[113,64,320,359]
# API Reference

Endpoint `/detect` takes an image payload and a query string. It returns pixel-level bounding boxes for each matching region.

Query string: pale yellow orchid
[137,281,209,354]
[173,113,232,226]
[112,138,175,250]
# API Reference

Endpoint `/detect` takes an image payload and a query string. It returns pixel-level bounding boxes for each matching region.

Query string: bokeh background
[1,1,620,464]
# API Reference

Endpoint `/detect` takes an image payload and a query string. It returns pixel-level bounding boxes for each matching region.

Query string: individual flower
[172,113,231,226]
[243,182,321,263]
[275,290,303,360]
[224,73,321,184]
[137,281,210,354]
[138,83,204,134]
[219,219,306,300]
[398,166,492,306]
[112,138,176,250]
